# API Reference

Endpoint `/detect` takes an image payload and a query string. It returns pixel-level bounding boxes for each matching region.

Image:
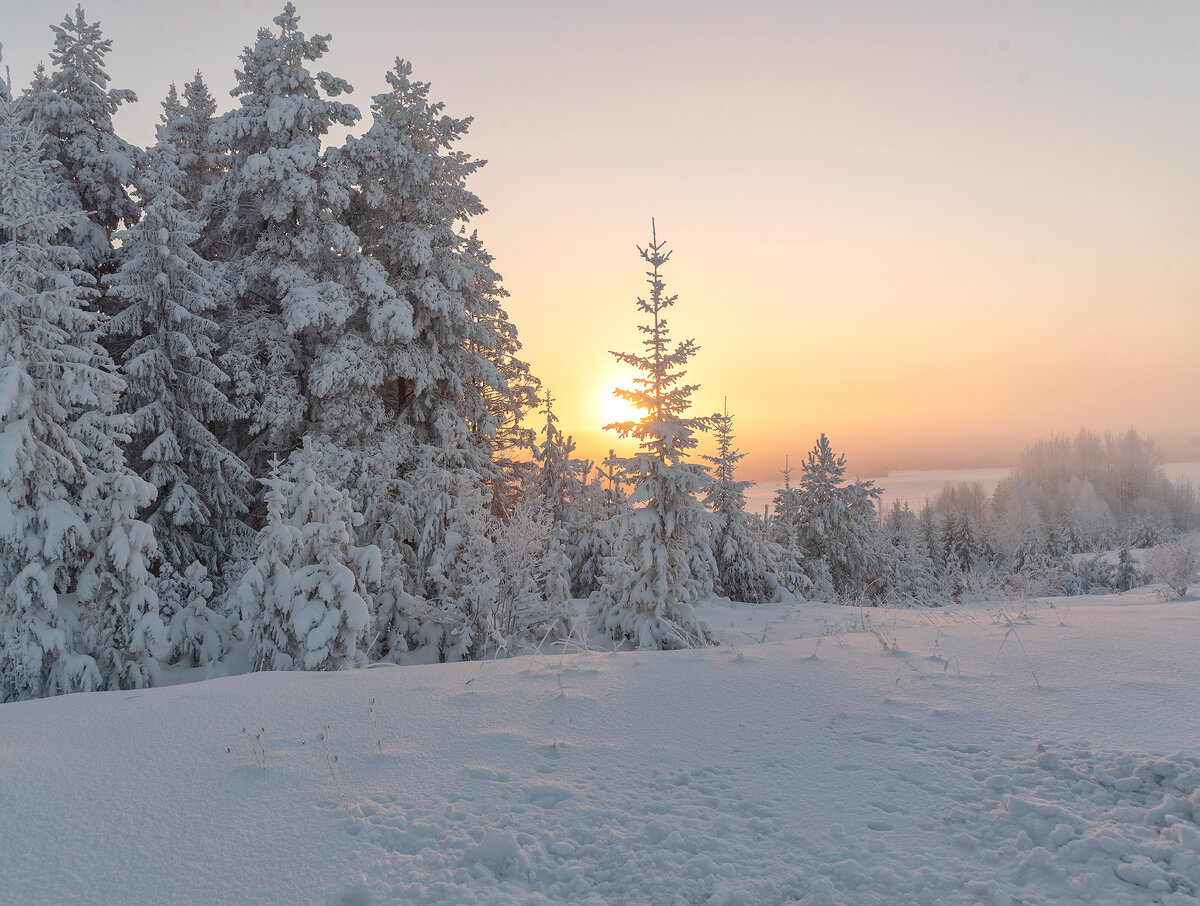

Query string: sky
[5,0,1199,479]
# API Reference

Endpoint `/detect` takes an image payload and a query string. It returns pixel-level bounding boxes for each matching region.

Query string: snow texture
[1,591,1196,904]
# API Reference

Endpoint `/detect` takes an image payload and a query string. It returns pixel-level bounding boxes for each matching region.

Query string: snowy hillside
[2,591,1197,905]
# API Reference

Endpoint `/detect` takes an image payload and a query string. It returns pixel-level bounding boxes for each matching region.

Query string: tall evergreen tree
[335,57,525,660]
[341,59,501,456]
[204,3,402,466]
[105,150,250,575]
[590,221,715,649]
[27,5,144,276]
[155,72,223,209]
[0,87,159,699]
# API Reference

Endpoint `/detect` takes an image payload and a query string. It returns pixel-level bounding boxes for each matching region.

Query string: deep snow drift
[1,590,1197,905]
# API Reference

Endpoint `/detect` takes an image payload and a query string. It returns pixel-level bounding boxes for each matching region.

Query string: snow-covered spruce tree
[341,59,500,457]
[568,451,629,599]
[532,389,580,528]
[770,456,812,599]
[484,505,572,654]
[687,516,719,601]
[468,390,576,652]
[917,501,945,579]
[155,73,223,210]
[167,561,230,667]
[26,6,144,278]
[335,58,528,659]
[463,231,539,515]
[239,456,298,669]
[702,400,775,603]
[939,508,997,601]
[241,439,380,671]
[795,434,882,599]
[104,149,251,576]
[375,449,499,662]
[590,221,716,650]
[75,435,164,691]
[876,502,938,606]
[1115,537,1141,593]
[1011,512,1049,575]
[0,89,160,699]
[204,4,404,468]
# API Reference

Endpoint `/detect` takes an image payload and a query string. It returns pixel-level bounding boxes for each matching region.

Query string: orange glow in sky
[8,1,1199,478]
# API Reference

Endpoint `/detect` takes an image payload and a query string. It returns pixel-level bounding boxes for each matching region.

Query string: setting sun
[595,371,644,431]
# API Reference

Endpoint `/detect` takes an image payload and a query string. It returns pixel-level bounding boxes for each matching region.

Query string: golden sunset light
[5,4,1200,902]
[7,0,1197,481]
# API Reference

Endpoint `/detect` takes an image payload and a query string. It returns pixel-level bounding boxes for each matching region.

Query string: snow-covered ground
[1,590,1197,905]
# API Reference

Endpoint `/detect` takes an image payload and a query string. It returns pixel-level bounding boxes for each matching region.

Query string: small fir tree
[770,456,811,599]
[167,561,231,667]
[702,400,775,603]
[241,440,380,671]
[568,459,627,600]
[532,389,580,528]
[484,506,572,654]
[365,441,500,663]
[1115,538,1141,593]
[876,502,938,606]
[76,440,164,691]
[795,434,882,599]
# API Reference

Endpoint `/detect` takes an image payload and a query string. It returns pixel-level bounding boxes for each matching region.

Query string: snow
[1,590,1197,904]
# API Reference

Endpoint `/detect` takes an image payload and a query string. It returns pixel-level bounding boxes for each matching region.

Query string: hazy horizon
[6,0,1198,479]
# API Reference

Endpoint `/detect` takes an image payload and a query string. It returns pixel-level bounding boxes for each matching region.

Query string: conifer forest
[1,4,1197,704]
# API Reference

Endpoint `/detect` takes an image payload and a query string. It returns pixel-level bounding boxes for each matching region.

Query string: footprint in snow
[520,785,572,808]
